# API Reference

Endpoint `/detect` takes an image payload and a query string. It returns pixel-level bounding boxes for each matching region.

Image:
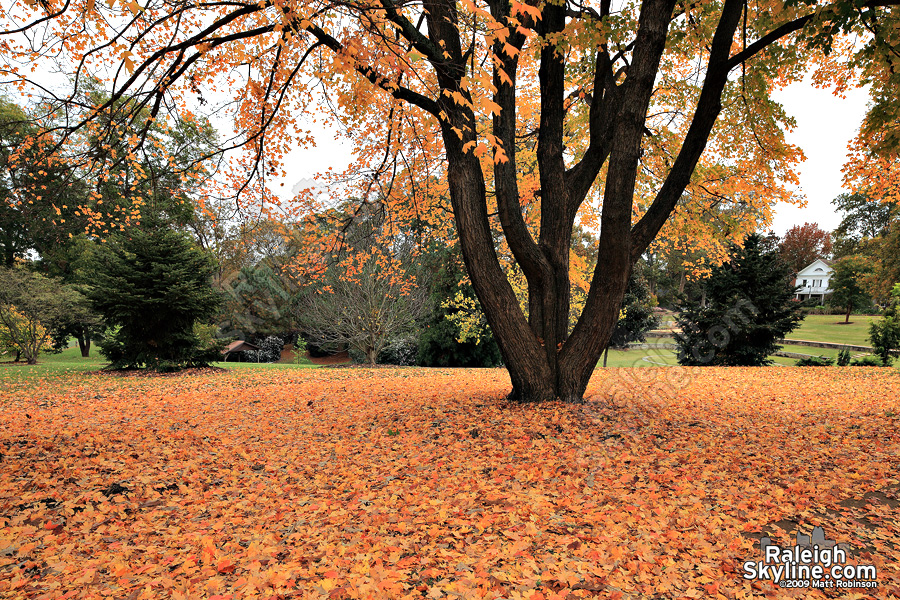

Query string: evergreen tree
[87,225,223,370]
[675,234,803,366]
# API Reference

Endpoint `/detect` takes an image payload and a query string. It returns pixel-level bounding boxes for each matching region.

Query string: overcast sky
[280,77,871,237]
[770,77,870,236]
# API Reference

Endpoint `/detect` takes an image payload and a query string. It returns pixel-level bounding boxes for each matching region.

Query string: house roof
[797,258,833,276]
[222,340,260,354]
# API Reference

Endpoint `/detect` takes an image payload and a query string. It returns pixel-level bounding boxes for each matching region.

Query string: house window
[802,279,808,286]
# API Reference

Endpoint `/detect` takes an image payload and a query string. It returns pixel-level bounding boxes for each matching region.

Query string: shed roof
[222,340,260,354]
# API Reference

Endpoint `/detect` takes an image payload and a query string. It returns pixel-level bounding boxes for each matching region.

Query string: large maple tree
[2,0,897,400]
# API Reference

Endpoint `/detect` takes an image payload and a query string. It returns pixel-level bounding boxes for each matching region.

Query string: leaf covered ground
[1,366,898,599]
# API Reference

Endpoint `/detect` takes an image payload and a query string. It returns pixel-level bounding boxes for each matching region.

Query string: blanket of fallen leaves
[1,366,898,599]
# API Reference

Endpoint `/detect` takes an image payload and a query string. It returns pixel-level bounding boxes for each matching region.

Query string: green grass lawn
[789,314,877,346]
[652,314,880,347]
[0,345,104,381]
[596,331,886,369]
[599,347,680,367]
[0,344,318,387]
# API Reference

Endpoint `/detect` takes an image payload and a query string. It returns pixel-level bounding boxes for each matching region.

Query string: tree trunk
[14,349,20,362]
[426,0,739,402]
[78,335,91,358]
[603,347,609,368]
[845,305,852,323]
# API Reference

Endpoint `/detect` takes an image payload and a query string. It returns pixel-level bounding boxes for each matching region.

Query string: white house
[794,258,833,304]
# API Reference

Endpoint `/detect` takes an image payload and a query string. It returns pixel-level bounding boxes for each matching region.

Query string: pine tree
[87,225,222,370]
[675,234,804,366]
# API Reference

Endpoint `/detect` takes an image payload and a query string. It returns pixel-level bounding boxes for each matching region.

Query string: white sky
[280,77,871,238]
[770,77,870,236]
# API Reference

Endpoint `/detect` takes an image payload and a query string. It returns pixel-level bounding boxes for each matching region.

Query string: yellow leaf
[484,100,503,116]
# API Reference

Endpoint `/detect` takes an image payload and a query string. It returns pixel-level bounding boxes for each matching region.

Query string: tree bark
[431,0,681,402]
[78,334,91,358]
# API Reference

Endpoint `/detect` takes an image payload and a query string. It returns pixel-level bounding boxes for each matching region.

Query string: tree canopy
[0,267,86,364]
[2,0,898,399]
[829,254,873,323]
[779,222,832,275]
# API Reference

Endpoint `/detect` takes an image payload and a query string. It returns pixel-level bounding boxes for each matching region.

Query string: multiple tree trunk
[415,0,748,401]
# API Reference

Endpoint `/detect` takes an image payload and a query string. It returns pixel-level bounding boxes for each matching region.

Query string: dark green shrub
[796,355,835,366]
[850,355,883,367]
[836,348,851,366]
[869,283,900,366]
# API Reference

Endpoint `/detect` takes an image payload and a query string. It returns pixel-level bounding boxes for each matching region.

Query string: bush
[417,317,503,367]
[379,336,419,366]
[836,348,851,366]
[795,355,834,366]
[850,355,883,367]
[799,298,824,310]
[249,336,284,363]
[869,283,900,366]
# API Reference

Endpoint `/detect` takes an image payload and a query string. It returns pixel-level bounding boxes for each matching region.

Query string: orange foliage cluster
[1,368,898,599]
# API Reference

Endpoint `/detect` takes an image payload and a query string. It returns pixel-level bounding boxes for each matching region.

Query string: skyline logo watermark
[743,526,878,590]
